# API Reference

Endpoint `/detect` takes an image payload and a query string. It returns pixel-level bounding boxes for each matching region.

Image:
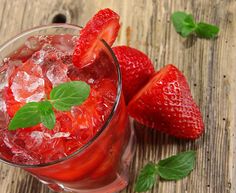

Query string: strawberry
[112,46,155,103]
[128,64,204,139]
[73,8,120,68]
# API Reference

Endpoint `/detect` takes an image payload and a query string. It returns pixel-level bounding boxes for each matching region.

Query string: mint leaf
[171,11,219,39]
[8,81,90,131]
[8,101,55,130]
[157,151,196,180]
[135,151,196,192]
[171,12,189,33]
[8,102,41,130]
[135,163,158,192]
[195,22,219,39]
[39,101,55,130]
[180,25,195,37]
[184,14,195,26]
[50,81,90,111]
[171,12,196,37]
[181,15,196,37]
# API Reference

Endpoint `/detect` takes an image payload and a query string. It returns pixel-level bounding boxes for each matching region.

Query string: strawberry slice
[112,46,155,103]
[128,64,204,139]
[73,8,120,68]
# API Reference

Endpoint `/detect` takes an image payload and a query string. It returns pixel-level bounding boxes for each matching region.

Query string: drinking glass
[0,24,136,193]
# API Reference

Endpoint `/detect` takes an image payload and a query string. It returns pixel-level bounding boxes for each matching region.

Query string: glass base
[56,119,136,193]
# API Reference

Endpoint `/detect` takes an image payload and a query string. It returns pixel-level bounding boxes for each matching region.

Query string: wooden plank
[0,0,235,192]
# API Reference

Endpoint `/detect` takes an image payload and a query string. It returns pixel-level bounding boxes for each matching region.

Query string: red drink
[0,25,135,193]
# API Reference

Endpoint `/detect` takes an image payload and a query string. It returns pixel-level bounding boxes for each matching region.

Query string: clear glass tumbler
[0,24,136,193]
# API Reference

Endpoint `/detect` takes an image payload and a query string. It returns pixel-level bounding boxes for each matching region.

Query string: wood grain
[0,0,235,192]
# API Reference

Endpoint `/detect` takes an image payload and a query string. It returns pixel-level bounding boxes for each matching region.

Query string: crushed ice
[46,61,69,86]
[11,71,45,103]
[0,99,6,112]
[30,131,70,143]
[31,50,46,65]
[25,36,41,50]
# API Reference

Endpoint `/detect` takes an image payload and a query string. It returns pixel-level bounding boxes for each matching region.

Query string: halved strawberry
[128,64,204,139]
[112,46,155,103]
[73,8,120,68]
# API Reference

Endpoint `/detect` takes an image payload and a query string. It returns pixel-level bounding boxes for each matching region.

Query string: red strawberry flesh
[128,64,204,139]
[73,8,120,68]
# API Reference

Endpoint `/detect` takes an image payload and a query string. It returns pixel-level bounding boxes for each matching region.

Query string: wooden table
[0,0,235,193]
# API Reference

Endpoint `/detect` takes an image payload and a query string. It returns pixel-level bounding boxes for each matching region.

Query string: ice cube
[12,152,40,165]
[11,71,45,103]
[51,132,70,139]
[3,60,20,86]
[0,99,9,129]
[31,50,46,65]
[88,78,95,84]
[30,131,44,146]
[30,131,70,146]
[2,133,38,164]
[51,35,76,54]
[42,43,56,53]
[25,36,41,51]
[42,131,70,139]
[46,61,69,86]
[0,98,6,112]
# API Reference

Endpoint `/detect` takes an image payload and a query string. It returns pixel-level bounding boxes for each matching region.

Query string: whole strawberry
[128,64,204,139]
[112,46,155,103]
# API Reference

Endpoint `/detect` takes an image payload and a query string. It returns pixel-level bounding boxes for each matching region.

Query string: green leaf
[50,81,90,111]
[39,101,55,130]
[8,81,90,131]
[157,151,196,180]
[171,11,219,39]
[135,163,158,192]
[171,12,189,33]
[171,12,196,37]
[195,22,219,39]
[8,102,41,130]
[180,26,195,37]
[181,15,197,37]
[184,14,195,26]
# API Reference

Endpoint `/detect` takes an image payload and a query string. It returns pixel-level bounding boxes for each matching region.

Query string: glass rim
[0,24,122,168]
